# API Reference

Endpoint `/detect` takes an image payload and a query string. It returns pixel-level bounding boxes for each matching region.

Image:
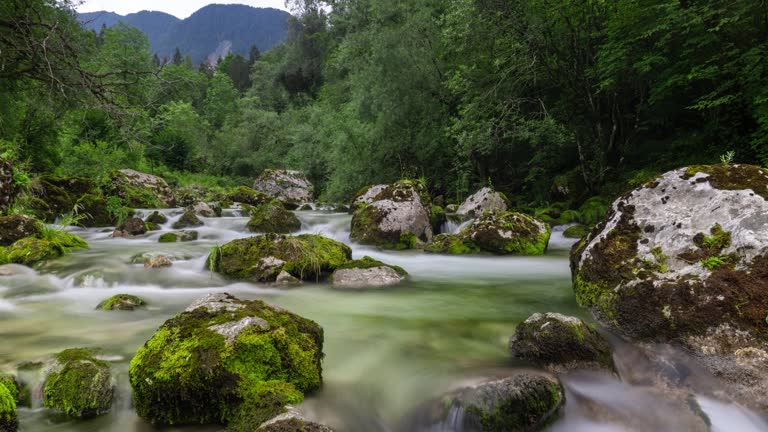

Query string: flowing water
[1,209,766,431]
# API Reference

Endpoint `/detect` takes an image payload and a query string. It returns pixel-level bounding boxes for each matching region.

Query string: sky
[76,1,290,19]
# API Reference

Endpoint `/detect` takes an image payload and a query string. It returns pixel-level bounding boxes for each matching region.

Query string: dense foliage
[2,0,766,209]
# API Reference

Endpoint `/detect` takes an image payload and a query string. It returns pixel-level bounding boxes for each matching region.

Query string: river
[1,209,765,431]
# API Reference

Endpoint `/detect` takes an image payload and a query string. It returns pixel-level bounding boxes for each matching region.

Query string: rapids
[0,209,765,431]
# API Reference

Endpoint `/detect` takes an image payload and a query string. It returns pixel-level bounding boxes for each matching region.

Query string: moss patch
[682,164,768,200]
[129,294,323,427]
[227,186,272,206]
[43,348,113,418]
[563,224,589,239]
[96,294,147,311]
[172,211,203,229]
[467,212,551,255]
[0,375,17,431]
[424,233,480,255]
[0,230,87,267]
[247,201,302,234]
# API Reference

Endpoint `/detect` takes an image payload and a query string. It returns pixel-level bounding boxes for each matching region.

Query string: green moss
[228,186,272,206]
[145,222,161,231]
[96,294,147,311]
[683,164,768,200]
[158,233,178,243]
[701,256,727,269]
[145,211,168,225]
[247,201,302,234]
[562,224,589,239]
[425,233,480,255]
[469,212,551,255]
[129,296,323,427]
[574,275,617,322]
[1,231,88,266]
[43,348,113,418]
[465,377,562,432]
[0,382,16,429]
[75,194,117,227]
[336,256,408,276]
[172,211,203,229]
[430,205,446,233]
[210,234,352,281]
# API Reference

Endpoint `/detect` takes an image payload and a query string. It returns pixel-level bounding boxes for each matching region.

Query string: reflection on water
[0,210,765,431]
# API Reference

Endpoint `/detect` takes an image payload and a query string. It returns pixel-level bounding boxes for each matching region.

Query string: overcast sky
[76,1,290,19]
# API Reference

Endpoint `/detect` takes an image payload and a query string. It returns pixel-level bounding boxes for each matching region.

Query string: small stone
[113,217,147,237]
[96,294,147,311]
[172,211,203,229]
[144,255,172,269]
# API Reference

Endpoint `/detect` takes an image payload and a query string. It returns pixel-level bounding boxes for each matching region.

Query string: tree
[172,47,183,65]
[248,44,261,65]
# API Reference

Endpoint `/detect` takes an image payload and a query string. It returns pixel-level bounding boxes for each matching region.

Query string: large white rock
[253,170,314,209]
[332,266,404,289]
[457,187,508,217]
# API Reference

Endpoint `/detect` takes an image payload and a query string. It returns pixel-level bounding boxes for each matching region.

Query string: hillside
[79,4,290,63]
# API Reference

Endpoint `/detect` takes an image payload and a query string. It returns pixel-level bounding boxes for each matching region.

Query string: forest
[3,0,766,212]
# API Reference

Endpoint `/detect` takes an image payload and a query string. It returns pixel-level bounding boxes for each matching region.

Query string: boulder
[129,293,323,428]
[209,234,352,282]
[174,184,224,207]
[144,255,172,268]
[424,233,480,255]
[188,201,220,218]
[570,164,768,408]
[352,184,387,210]
[253,170,314,209]
[402,373,563,432]
[0,232,87,267]
[43,348,113,418]
[28,175,97,222]
[75,194,122,227]
[113,217,147,237]
[276,270,302,285]
[509,313,614,373]
[425,212,550,255]
[227,186,272,206]
[145,211,168,225]
[331,256,407,289]
[172,211,203,229]
[257,406,334,432]
[108,169,175,208]
[247,201,302,234]
[0,374,18,432]
[0,215,40,246]
[96,294,147,311]
[457,187,508,217]
[350,180,433,249]
[158,230,198,243]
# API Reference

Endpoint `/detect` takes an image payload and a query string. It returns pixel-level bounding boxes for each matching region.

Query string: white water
[0,208,765,431]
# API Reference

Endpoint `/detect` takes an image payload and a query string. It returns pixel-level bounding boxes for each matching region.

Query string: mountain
[78,5,291,64]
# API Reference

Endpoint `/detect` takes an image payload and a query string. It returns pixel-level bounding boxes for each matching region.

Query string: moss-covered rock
[331,256,407,289]
[145,211,168,225]
[227,186,273,207]
[247,201,302,234]
[562,224,590,239]
[43,348,113,418]
[113,217,147,237]
[466,212,551,255]
[350,180,433,249]
[158,230,198,243]
[430,205,446,233]
[172,211,203,229]
[0,215,41,246]
[129,293,324,427]
[424,233,480,255]
[402,373,563,432]
[96,294,147,311]
[571,164,768,409]
[253,170,314,210]
[209,234,352,282]
[188,201,221,218]
[107,169,175,208]
[75,194,118,227]
[0,374,18,432]
[509,312,614,373]
[0,231,87,267]
[457,187,509,217]
[28,175,97,222]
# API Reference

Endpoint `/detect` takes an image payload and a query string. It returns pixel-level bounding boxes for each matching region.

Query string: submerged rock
[509,313,614,373]
[158,230,198,243]
[227,186,272,206]
[402,373,563,432]
[350,180,433,249]
[247,201,302,234]
[0,374,18,432]
[144,255,172,268]
[113,217,147,237]
[257,405,335,432]
[209,234,352,282]
[570,164,768,408]
[331,256,407,289]
[253,170,314,210]
[96,294,147,311]
[107,169,175,208]
[457,187,508,217]
[129,293,323,428]
[0,215,40,246]
[43,348,113,418]
[172,211,203,229]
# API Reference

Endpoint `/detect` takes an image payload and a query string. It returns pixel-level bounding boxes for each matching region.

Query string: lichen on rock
[129,293,324,428]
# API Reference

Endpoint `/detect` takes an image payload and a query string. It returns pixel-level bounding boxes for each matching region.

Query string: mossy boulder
[43,348,114,418]
[0,231,87,267]
[227,186,273,206]
[75,194,119,227]
[174,184,225,207]
[158,230,198,243]
[570,164,768,409]
[209,234,352,282]
[466,212,550,255]
[562,224,589,239]
[509,312,614,373]
[96,294,147,311]
[402,373,563,432]
[0,374,18,432]
[424,233,480,255]
[0,215,40,246]
[247,201,302,234]
[113,217,147,237]
[129,293,324,428]
[145,211,168,225]
[188,201,221,218]
[331,256,407,289]
[351,184,387,210]
[253,170,314,210]
[172,211,203,229]
[28,175,97,222]
[457,187,509,217]
[107,169,175,208]
[350,180,433,249]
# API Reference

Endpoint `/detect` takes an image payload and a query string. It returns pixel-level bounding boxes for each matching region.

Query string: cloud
[76,0,289,19]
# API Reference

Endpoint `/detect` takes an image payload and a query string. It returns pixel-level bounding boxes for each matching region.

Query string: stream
[1,209,766,431]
